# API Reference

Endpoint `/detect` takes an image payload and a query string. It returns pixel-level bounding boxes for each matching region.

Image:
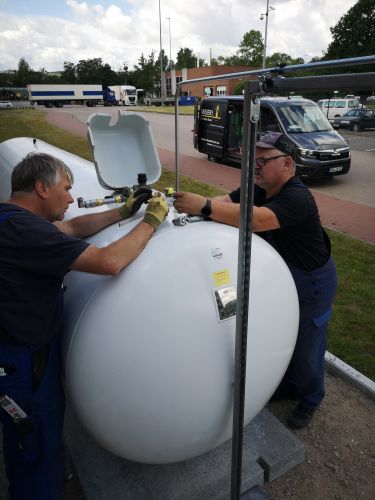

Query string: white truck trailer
[27,84,116,108]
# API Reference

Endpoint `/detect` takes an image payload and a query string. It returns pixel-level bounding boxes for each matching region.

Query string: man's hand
[143,192,169,231]
[119,187,153,220]
[173,192,206,215]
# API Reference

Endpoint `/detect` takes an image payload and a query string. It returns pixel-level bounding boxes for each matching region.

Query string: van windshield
[277,104,332,133]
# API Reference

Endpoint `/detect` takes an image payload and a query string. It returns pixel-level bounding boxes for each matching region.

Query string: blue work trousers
[280,256,338,408]
[0,336,65,500]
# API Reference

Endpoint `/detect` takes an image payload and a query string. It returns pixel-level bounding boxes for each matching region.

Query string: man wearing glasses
[173,131,338,429]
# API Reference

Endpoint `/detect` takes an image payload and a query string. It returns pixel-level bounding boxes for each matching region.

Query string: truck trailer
[27,84,116,108]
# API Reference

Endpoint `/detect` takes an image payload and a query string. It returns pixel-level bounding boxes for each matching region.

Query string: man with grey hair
[173,132,338,431]
[0,152,168,499]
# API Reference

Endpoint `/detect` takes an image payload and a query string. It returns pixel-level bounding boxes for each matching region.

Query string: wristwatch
[200,198,212,217]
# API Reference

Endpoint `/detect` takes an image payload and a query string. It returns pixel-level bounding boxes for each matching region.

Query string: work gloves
[143,192,169,231]
[118,187,153,220]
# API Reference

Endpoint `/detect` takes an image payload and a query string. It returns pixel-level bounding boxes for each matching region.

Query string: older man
[173,132,338,430]
[0,152,168,499]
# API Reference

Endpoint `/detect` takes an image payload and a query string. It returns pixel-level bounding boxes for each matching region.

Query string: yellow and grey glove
[118,187,153,220]
[143,192,169,231]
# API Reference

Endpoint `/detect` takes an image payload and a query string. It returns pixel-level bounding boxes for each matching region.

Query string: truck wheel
[46,102,53,108]
[352,123,360,132]
[207,155,220,163]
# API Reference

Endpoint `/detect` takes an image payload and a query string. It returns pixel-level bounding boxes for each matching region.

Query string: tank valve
[77,194,126,208]
[172,215,203,226]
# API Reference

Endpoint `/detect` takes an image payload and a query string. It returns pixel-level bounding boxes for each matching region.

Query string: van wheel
[207,155,220,163]
[352,123,360,132]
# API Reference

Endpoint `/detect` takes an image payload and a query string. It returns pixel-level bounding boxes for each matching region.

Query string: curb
[325,351,375,400]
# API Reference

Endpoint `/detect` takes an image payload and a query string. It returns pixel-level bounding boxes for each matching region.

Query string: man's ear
[284,155,294,171]
[35,180,49,199]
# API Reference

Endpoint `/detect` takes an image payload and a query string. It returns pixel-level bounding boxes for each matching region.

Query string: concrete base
[64,406,304,500]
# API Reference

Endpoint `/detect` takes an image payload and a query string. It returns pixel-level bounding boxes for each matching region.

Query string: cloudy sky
[0,0,358,72]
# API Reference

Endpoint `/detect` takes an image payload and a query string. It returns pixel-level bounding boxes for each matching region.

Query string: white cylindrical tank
[0,138,299,464]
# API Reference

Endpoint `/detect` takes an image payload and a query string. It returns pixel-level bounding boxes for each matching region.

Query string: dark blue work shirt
[0,203,89,345]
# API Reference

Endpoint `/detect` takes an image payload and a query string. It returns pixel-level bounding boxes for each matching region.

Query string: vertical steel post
[158,0,164,105]
[230,83,260,499]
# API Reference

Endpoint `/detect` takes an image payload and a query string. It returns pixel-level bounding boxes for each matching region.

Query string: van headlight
[299,148,317,158]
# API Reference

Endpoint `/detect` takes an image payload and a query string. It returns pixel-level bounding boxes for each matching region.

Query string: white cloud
[0,0,359,71]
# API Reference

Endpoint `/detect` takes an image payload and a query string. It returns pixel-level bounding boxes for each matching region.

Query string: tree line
[1,0,373,96]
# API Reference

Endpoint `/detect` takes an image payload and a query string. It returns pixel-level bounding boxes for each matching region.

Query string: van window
[334,100,346,108]
[260,107,281,133]
[277,103,332,133]
[348,99,360,108]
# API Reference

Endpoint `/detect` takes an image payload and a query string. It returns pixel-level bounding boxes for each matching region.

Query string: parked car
[317,98,361,121]
[0,101,13,108]
[332,108,375,132]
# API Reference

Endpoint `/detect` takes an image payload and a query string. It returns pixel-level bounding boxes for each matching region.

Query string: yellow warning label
[212,269,231,287]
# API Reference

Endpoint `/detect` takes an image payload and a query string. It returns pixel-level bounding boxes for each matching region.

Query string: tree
[15,57,32,86]
[175,48,197,69]
[325,0,375,59]
[75,58,118,84]
[132,52,159,95]
[61,61,76,83]
[236,30,264,66]
[266,53,304,68]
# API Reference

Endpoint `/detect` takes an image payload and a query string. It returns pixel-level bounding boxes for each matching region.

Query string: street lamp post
[260,0,275,69]
[166,17,172,71]
[158,0,164,104]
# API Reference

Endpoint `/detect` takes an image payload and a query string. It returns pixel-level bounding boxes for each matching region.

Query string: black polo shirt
[229,177,330,271]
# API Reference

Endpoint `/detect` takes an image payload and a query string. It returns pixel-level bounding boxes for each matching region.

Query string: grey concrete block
[249,409,305,482]
[64,405,304,500]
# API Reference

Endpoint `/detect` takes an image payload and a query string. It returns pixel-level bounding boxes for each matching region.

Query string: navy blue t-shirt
[0,203,89,345]
[229,177,330,271]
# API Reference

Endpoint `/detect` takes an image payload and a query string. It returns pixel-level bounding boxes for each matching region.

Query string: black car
[333,108,375,132]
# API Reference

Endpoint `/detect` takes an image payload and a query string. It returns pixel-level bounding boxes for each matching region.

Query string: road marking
[365,149,375,152]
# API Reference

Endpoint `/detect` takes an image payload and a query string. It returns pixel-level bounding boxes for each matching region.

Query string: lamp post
[158,0,164,104]
[260,0,275,69]
[166,17,172,71]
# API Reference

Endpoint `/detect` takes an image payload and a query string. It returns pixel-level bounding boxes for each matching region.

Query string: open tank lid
[87,111,162,191]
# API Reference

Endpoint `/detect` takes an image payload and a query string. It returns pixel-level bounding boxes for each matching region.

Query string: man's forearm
[211,199,240,227]
[70,221,155,275]
[57,207,122,238]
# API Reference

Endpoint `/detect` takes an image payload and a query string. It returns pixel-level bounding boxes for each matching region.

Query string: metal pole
[166,17,172,70]
[262,0,270,69]
[158,0,164,105]
[230,84,260,500]
[174,89,180,192]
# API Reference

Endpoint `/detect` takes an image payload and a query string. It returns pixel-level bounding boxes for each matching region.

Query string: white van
[317,98,361,121]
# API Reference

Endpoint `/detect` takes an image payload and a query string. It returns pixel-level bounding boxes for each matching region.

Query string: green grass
[0,109,373,379]
[327,230,375,378]
[131,105,195,115]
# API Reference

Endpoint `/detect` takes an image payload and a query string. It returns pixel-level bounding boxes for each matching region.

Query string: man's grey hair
[11,152,74,195]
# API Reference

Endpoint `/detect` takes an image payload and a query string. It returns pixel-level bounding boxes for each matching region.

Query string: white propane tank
[0,135,299,464]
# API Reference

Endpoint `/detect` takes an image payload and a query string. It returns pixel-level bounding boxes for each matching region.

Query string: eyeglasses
[255,154,287,167]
